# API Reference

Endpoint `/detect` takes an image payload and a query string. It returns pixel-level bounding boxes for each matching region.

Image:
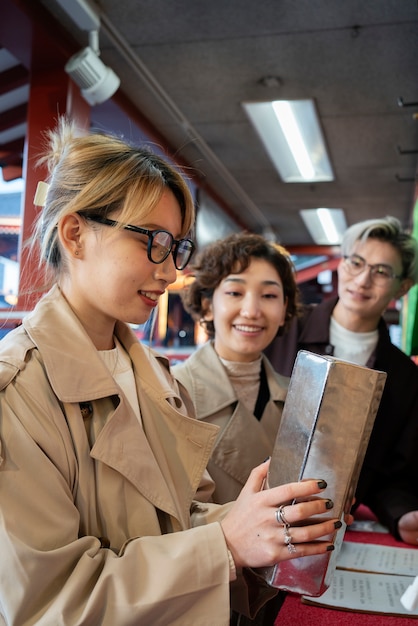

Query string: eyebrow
[223,277,282,288]
[352,254,395,269]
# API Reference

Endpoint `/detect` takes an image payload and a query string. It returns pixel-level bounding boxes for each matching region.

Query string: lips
[347,289,370,301]
[234,324,263,333]
[139,290,162,307]
[140,290,160,302]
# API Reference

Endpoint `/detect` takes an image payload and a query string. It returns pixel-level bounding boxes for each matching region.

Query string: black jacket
[265,296,418,538]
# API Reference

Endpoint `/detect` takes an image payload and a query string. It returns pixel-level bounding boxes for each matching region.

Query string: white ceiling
[3,0,418,246]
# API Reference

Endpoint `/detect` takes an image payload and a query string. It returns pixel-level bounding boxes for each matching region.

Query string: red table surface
[275,507,418,625]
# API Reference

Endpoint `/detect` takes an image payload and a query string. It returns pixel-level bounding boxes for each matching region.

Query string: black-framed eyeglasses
[86,215,195,271]
[343,254,403,285]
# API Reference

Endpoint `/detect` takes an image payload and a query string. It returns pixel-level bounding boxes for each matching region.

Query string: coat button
[79,402,93,419]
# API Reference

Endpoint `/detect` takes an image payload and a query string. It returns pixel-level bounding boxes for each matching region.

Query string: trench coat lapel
[183,342,287,417]
[176,342,287,485]
[23,287,219,528]
[208,363,287,484]
[89,395,217,527]
[182,342,238,419]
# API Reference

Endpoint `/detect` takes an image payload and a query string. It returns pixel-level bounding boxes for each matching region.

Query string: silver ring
[275,505,296,553]
[283,526,297,553]
[275,505,291,527]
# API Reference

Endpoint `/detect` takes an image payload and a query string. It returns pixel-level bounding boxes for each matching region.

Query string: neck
[332,300,380,333]
[59,284,116,350]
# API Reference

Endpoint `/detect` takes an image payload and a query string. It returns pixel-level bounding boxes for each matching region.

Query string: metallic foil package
[258,350,386,597]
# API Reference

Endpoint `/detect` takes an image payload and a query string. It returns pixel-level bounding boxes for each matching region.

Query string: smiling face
[59,188,182,349]
[336,237,412,331]
[207,257,287,362]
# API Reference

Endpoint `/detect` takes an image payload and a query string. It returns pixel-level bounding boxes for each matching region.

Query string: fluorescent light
[272,102,316,179]
[242,99,334,183]
[300,208,347,245]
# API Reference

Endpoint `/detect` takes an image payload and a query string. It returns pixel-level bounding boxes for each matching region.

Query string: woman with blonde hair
[0,120,340,625]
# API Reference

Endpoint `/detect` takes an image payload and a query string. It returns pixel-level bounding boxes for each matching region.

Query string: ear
[394,278,414,300]
[58,213,86,259]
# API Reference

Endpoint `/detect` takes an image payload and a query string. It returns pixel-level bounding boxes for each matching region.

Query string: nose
[240,294,261,318]
[354,265,373,287]
[153,254,177,284]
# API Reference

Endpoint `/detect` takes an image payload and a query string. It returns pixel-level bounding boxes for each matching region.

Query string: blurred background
[1,0,417,358]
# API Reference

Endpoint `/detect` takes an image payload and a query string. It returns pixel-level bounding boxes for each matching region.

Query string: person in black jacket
[265,216,418,544]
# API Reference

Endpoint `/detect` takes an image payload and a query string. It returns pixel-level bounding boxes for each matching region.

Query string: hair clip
[34,181,49,207]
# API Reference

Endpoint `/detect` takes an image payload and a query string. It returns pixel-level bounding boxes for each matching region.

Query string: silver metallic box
[258,350,386,597]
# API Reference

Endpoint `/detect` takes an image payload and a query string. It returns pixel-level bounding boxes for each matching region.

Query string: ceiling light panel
[300,208,347,245]
[242,99,334,183]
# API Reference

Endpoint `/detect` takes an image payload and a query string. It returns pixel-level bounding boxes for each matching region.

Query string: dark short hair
[181,232,301,337]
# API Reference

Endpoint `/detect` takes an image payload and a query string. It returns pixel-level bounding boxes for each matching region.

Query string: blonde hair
[33,118,195,280]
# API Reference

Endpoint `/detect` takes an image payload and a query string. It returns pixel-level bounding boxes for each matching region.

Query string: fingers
[398,510,418,531]
[280,538,334,561]
[242,459,329,504]
[222,509,341,569]
[278,516,341,545]
[221,464,344,570]
[277,518,340,560]
[274,498,341,555]
[245,463,338,527]
[345,512,354,526]
[398,511,418,545]
[274,498,333,527]
[239,458,270,495]
[263,476,329,507]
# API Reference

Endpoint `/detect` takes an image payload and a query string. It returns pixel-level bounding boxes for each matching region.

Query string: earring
[75,250,79,256]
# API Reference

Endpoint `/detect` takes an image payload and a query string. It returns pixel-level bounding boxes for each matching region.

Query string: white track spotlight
[65,46,120,106]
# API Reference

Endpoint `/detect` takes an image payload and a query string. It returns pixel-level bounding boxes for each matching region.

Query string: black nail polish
[317,480,327,489]
[325,499,334,510]
[326,544,335,551]
[334,520,342,529]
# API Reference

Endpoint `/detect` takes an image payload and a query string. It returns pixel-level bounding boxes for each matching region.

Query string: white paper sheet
[337,542,418,576]
[303,570,417,616]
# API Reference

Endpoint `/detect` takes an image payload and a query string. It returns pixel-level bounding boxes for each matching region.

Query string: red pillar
[18,71,90,310]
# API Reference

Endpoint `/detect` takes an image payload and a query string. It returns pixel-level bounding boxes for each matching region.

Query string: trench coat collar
[89,393,218,526]
[22,285,174,403]
[183,341,287,419]
[21,286,219,526]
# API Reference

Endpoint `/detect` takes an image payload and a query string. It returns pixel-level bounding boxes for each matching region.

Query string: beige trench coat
[173,342,289,504]
[0,287,268,626]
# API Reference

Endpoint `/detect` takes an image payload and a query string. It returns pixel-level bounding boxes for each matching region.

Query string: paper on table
[302,570,417,617]
[337,542,418,576]
[401,576,418,611]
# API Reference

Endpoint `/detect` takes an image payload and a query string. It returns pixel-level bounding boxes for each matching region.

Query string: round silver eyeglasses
[343,254,403,285]
[86,215,195,271]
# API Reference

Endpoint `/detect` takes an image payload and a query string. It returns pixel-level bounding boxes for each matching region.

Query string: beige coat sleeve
[0,373,232,625]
